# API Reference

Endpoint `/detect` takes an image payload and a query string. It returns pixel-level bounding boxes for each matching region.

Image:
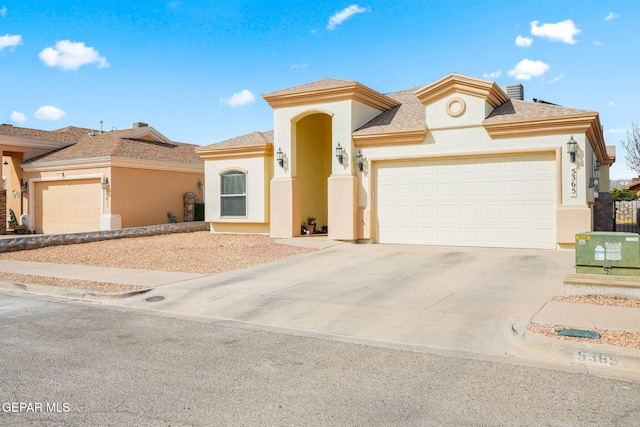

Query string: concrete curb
[564,273,640,299]
[0,281,153,301]
[510,321,640,381]
[0,222,208,253]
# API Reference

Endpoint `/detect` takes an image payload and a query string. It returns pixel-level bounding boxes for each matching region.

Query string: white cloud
[530,19,581,44]
[39,40,109,70]
[594,40,603,46]
[605,12,619,21]
[608,101,615,106]
[0,34,21,51]
[291,63,308,69]
[327,4,368,31]
[483,70,502,79]
[607,128,626,134]
[548,72,565,84]
[515,35,533,47]
[34,105,66,120]
[10,111,26,123]
[507,59,550,80]
[221,89,255,108]
[0,6,7,18]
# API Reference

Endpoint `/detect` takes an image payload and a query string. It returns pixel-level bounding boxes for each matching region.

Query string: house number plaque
[570,166,577,198]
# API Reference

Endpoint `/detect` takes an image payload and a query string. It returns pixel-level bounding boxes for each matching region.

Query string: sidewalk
[0,243,639,382]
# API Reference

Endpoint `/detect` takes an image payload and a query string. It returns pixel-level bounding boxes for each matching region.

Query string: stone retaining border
[0,222,209,253]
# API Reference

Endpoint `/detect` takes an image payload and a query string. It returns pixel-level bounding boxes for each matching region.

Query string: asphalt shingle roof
[21,126,202,166]
[0,124,77,145]
[264,78,356,97]
[198,130,274,151]
[484,99,596,122]
[354,87,425,135]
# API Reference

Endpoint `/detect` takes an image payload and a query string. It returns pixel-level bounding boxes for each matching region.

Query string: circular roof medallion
[446,97,466,117]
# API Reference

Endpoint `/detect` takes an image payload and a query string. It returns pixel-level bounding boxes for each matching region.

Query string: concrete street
[1,241,639,382]
[1,293,639,426]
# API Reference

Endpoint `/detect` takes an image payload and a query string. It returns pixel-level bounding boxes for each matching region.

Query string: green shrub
[611,188,639,201]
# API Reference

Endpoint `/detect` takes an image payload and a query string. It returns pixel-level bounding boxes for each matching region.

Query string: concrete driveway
[115,242,576,362]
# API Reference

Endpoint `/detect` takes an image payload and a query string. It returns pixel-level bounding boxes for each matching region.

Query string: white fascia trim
[22,157,203,173]
[0,136,73,150]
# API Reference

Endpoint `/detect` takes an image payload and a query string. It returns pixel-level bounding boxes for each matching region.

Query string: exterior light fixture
[197,179,203,189]
[101,177,109,189]
[594,159,601,173]
[355,149,364,172]
[567,135,578,163]
[3,160,7,166]
[335,142,344,165]
[276,147,284,168]
[21,180,27,193]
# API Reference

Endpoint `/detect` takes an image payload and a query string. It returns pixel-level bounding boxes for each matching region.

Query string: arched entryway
[294,113,332,234]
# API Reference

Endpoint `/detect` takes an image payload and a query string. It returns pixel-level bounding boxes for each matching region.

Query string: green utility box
[575,232,640,276]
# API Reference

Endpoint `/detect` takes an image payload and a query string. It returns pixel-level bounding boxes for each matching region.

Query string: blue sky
[1,1,639,179]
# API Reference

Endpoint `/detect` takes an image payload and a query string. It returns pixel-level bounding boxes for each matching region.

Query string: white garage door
[376,153,557,249]
[35,179,102,234]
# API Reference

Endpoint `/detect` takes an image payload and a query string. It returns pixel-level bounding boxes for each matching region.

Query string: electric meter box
[575,232,640,276]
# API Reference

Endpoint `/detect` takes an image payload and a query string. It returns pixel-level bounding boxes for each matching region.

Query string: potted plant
[8,209,26,234]
[304,217,316,235]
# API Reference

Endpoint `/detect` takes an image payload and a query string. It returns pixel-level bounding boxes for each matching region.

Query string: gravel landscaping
[0,232,315,293]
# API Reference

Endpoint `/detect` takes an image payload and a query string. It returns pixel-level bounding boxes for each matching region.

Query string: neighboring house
[0,122,203,234]
[198,73,615,249]
[624,179,640,194]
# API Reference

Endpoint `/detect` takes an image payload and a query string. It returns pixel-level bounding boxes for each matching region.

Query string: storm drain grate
[144,296,165,303]
[555,328,601,339]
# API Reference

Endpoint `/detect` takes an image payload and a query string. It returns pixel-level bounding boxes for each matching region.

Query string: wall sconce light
[197,179,203,189]
[3,160,8,166]
[276,147,284,168]
[355,149,364,172]
[335,142,344,165]
[21,181,27,193]
[566,135,578,163]
[594,159,601,173]
[101,177,109,189]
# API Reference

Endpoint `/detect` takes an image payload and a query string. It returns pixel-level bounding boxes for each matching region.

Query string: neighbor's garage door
[35,179,102,234]
[376,153,556,249]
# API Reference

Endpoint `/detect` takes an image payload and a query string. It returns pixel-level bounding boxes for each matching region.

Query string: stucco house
[197,73,615,250]
[0,122,203,234]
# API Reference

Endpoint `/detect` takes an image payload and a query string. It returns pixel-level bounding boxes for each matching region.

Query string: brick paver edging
[0,222,209,253]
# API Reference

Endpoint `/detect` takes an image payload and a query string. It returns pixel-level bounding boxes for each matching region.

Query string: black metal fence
[614,200,640,232]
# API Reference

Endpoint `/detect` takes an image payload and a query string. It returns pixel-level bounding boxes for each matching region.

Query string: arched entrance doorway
[294,113,332,234]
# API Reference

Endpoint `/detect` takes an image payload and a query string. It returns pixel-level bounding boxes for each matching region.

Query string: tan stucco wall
[110,167,203,228]
[328,174,358,240]
[270,177,300,238]
[557,205,592,245]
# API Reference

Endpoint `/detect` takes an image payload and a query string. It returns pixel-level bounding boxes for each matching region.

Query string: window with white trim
[220,171,246,216]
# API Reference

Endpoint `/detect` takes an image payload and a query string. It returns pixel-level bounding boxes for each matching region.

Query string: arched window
[220,171,246,216]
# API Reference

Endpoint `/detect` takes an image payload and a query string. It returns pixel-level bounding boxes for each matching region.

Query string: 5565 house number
[571,166,578,198]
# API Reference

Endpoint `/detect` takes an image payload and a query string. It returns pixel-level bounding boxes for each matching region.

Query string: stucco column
[557,205,592,247]
[328,174,358,241]
[270,177,300,238]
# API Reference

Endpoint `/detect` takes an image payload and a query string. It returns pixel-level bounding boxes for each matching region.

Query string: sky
[1,1,639,179]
